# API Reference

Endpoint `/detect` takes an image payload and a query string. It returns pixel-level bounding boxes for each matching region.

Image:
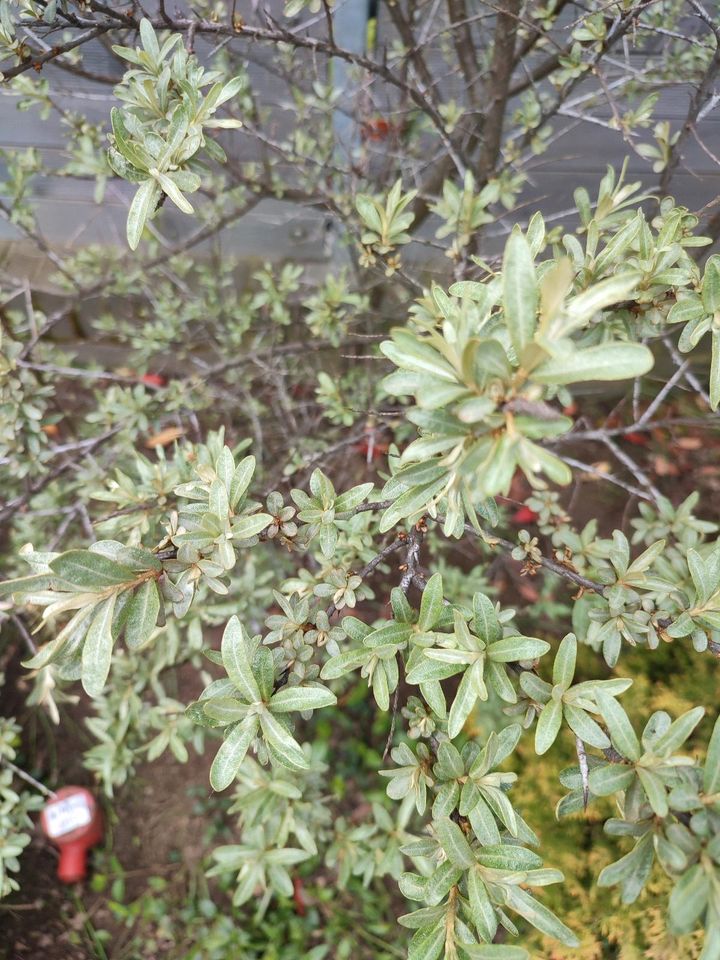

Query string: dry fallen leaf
[653,455,680,477]
[145,426,184,449]
[675,436,702,450]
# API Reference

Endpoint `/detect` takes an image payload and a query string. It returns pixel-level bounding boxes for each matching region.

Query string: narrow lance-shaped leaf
[532,342,654,385]
[435,816,475,868]
[127,179,160,251]
[651,706,704,757]
[124,579,160,649]
[231,512,273,540]
[595,689,641,761]
[229,455,256,508]
[552,633,576,688]
[710,329,720,411]
[269,685,337,713]
[704,714,720,795]
[535,698,563,755]
[467,867,498,943]
[418,573,444,631]
[505,886,580,947]
[447,665,481,739]
[503,228,538,355]
[221,616,261,702]
[81,595,117,697]
[488,636,550,663]
[210,718,258,791]
[50,549,135,589]
[259,711,309,771]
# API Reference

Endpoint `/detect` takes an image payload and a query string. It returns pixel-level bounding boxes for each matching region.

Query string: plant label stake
[40,786,103,883]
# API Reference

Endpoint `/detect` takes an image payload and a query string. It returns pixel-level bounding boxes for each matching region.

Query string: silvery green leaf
[379,475,448,533]
[488,636,550,663]
[319,522,338,558]
[472,592,502,644]
[476,845,542,871]
[371,660,390,710]
[711,330,720,411]
[320,648,370,680]
[597,832,654,904]
[202,697,248,725]
[81,595,117,697]
[229,455,255,507]
[23,605,97,670]
[334,482,374,513]
[653,834,688,873]
[126,178,161,250]
[532,342,654,385]
[651,706,704,757]
[435,816,475,868]
[124,579,160,649]
[447,666,481,738]
[561,272,640,335]
[408,920,445,960]
[221,615,261,702]
[432,781,460,818]
[468,795,502,845]
[588,764,635,796]
[668,864,709,934]
[636,767,668,817]
[535,699,563,755]
[436,740,464,779]
[563,704,610,750]
[503,228,538,355]
[155,171,194,214]
[595,689,641,761]
[381,333,457,382]
[702,255,720,314]
[704,715,720,795]
[209,718,257,791]
[406,657,463,684]
[504,886,579,947]
[139,17,160,60]
[253,647,274,701]
[468,867,498,943]
[397,905,447,930]
[486,660,517,703]
[50,549,135,589]
[231,512,272,540]
[418,573,444,630]
[399,871,429,902]
[700,924,720,960]
[270,684,337,713]
[260,711,309,771]
[552,633,576,688]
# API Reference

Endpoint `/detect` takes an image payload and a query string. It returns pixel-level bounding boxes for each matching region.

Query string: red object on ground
[141,373,167,387]
[361,117,393,141]
[624,431,649,446]
[512,506,539,525]
[292,875,307,916]
[40,786,103,883]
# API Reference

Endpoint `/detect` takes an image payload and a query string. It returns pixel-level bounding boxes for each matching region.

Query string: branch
[0,426,123,524]
[658,29,720,196]
[446,0,483,105]
[476,0,522,185]
[1,25,112,81]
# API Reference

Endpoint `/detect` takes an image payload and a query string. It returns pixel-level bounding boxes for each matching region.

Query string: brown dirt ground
[1,661,213,960]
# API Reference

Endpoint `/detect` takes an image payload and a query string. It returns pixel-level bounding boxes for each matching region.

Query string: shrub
[1,4,720,959]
